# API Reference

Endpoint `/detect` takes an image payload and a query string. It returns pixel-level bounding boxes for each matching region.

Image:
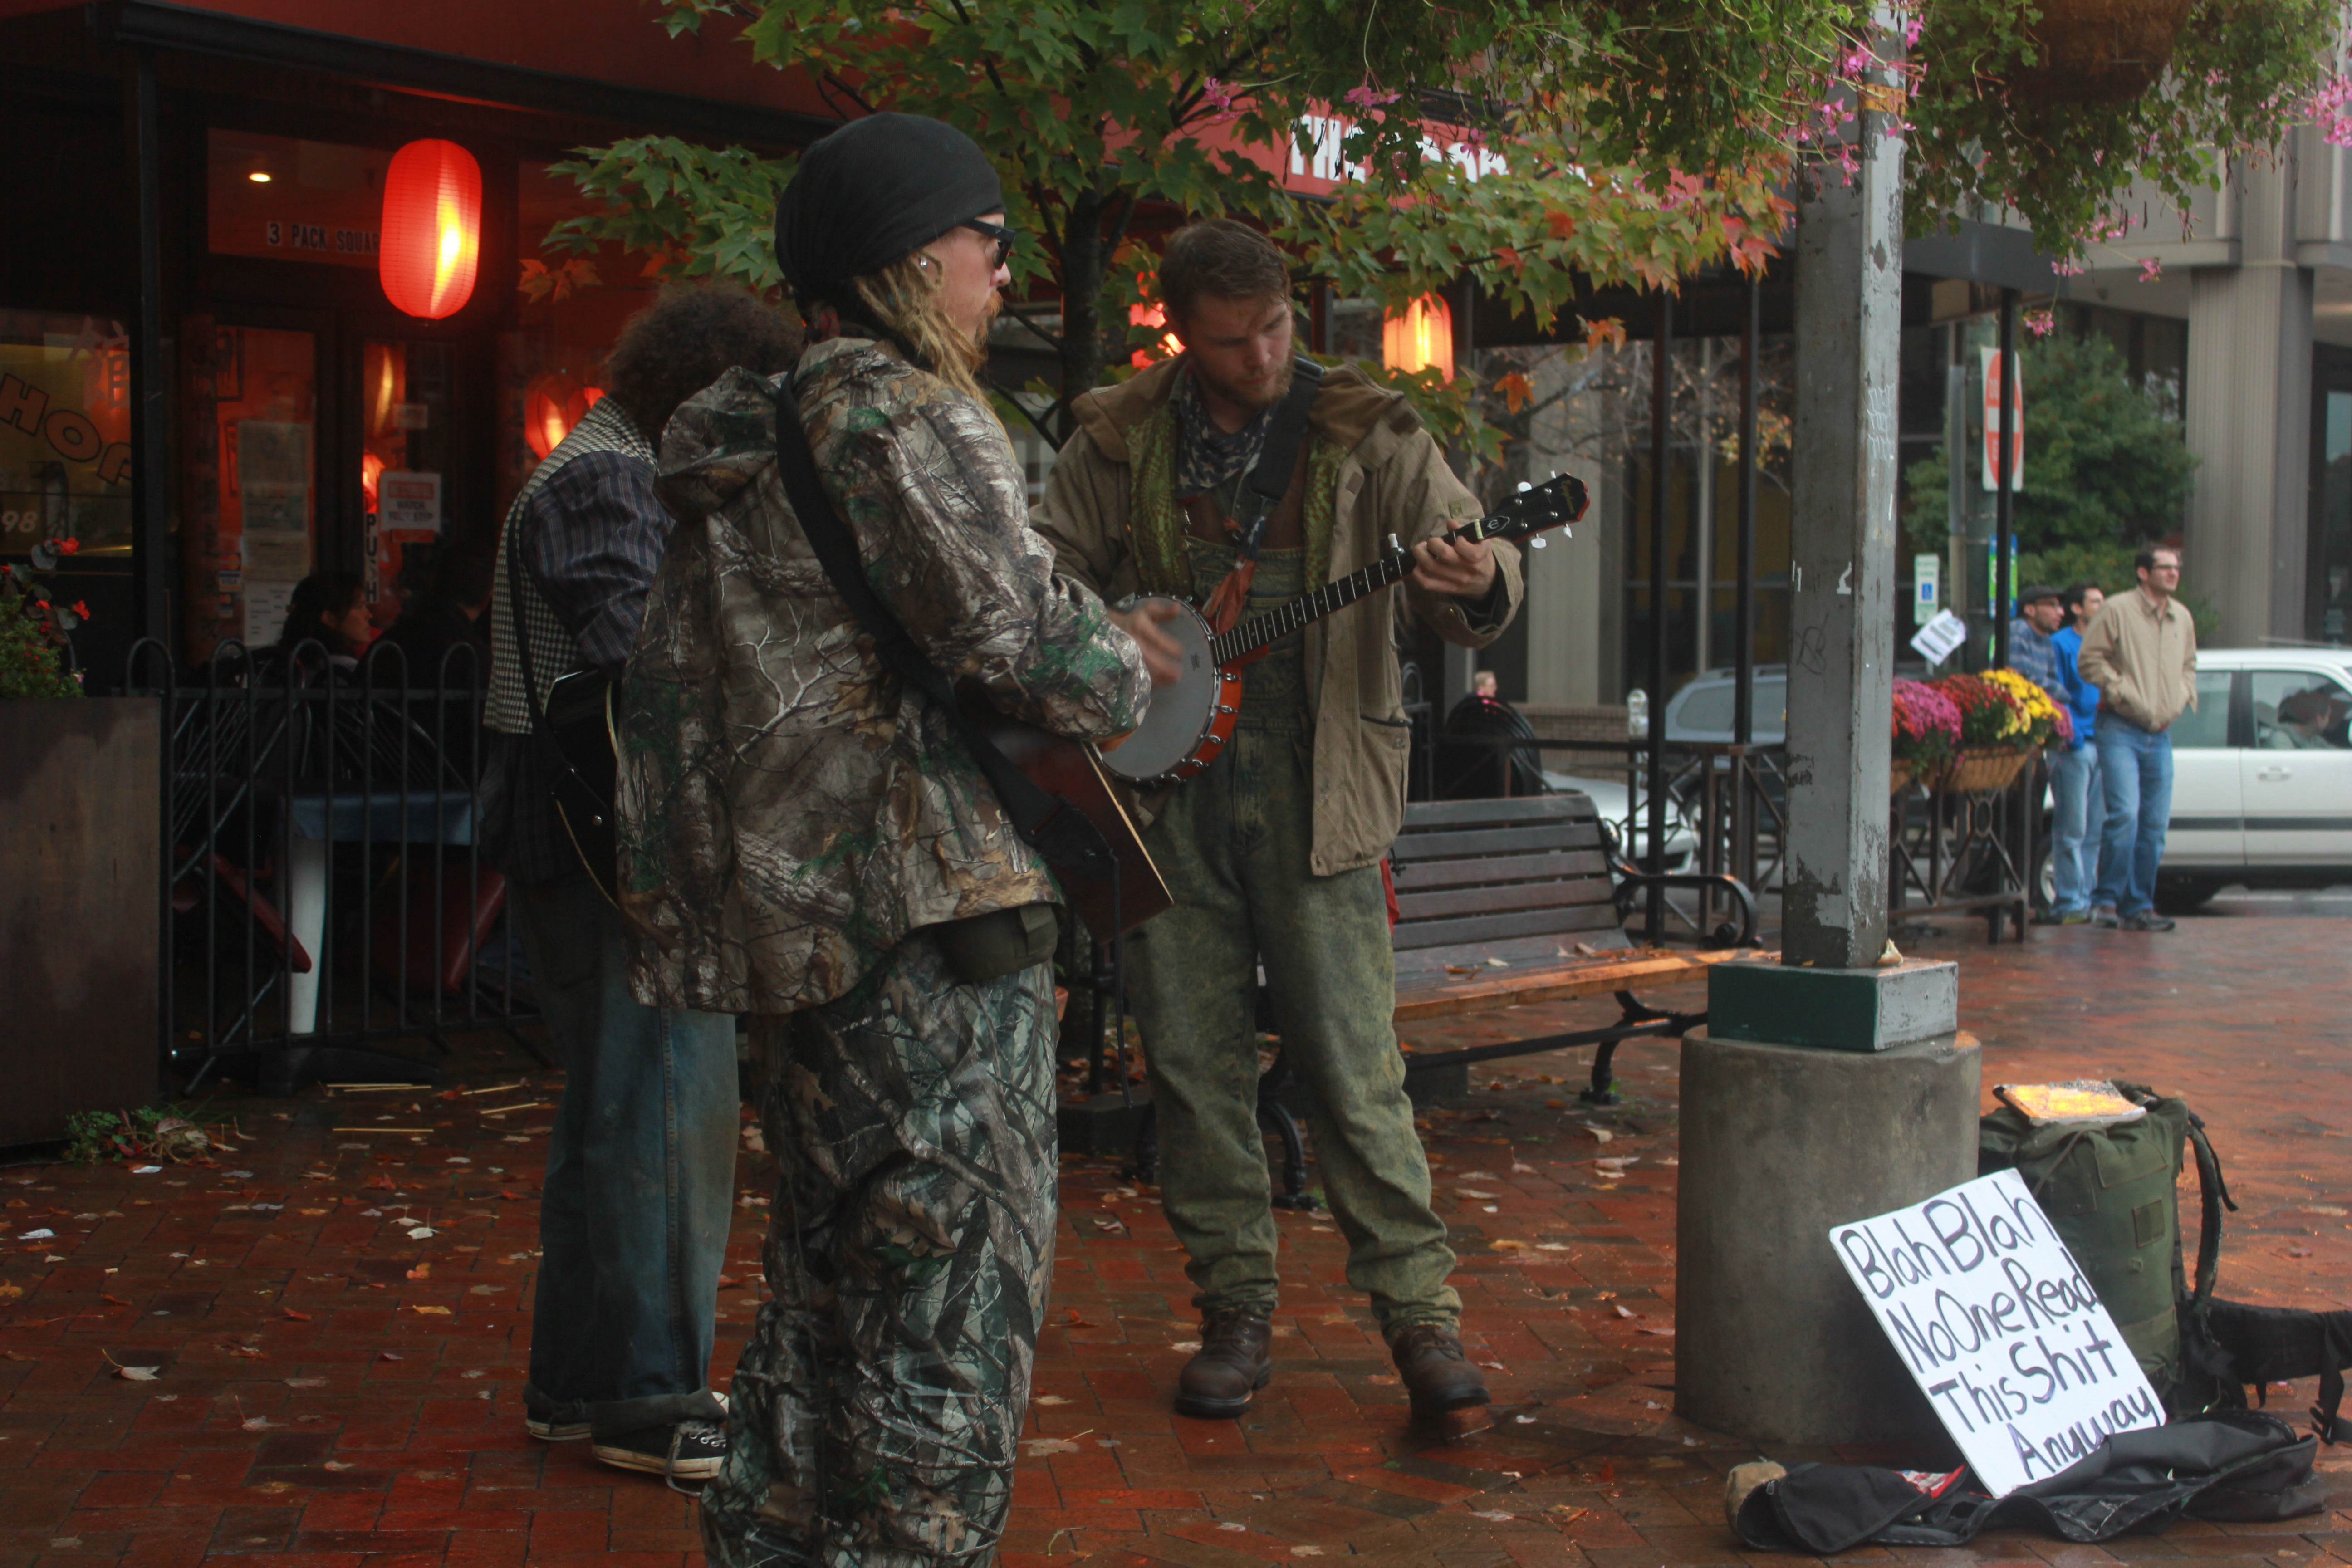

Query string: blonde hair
[851,250,995,406]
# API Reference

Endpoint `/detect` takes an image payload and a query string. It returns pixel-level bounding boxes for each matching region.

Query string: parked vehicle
[2139,647,2352,910]
[1542,770,1700,876]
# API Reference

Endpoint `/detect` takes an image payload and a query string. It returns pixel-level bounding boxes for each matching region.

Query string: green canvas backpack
[1978,1081,2232,1410]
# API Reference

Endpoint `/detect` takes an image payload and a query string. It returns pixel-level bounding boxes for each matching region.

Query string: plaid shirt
[2007,617,2063,707]
[480,451,676,887]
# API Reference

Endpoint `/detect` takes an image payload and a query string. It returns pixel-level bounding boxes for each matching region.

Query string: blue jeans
[2049,743,2103,914]
[2094,720,2174,916]
[513,870,739,1436]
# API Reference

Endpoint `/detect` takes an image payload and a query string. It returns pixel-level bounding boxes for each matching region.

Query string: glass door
[212,323,320,651]
[359,337,456,630]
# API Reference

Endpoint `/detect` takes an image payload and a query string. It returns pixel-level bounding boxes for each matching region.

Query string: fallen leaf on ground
[1490,1240,1526,1251]
[378,1352,403,1362]
[0,1285,18,1303]
[282,1308,311,1322]
[284,1377,325,1387]
[410,1304,450,1315]
[114,1365,159,1381]
[1471,1510,1515,1521]
[1063,1309,1095,1328]
[323,1460,355,1471]
[1032,1395,1071,1406]
[405,1264,430,1281]
[716,1275,744,1289]
[1021,1438,1081,1455]
[407,1227,436,1240]
[1612,1304,1641,1319]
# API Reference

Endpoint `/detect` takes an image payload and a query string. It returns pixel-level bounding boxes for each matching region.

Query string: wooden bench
[1384,793,1765,1103]
[1121,791,1767,1200]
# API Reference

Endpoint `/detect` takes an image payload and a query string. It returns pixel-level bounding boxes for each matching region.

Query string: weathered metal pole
[1644,291,1672,941]
[1993,287,2018,669]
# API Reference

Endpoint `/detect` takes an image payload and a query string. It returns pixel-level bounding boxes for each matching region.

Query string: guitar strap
[1197,356,1324,637]
[768,376,1115,887]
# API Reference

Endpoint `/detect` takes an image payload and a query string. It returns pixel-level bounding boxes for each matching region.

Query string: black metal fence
[123,637,544,1095]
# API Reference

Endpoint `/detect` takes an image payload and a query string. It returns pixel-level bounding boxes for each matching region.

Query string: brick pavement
[2,910,2347,1567]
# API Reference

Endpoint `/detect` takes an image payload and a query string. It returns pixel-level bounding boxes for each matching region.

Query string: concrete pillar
[1779,32,1904,969]
[1673,15,1982,1449]
[1676,1016,1981,1445]
[2185,150,2313,643]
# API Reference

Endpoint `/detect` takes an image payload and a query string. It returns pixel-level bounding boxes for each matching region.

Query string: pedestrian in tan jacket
[2076,545,2196,930]
[1031,219,1521,1426]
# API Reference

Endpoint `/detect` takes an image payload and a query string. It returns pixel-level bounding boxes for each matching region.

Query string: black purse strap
[768,375,1112,879]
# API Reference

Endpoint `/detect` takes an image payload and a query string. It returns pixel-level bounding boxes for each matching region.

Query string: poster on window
[0,319,135,556]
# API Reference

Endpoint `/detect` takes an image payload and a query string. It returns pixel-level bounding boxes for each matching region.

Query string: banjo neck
[1206,514,1504,669]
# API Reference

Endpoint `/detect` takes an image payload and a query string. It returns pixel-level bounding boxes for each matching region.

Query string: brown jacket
[2078,585,2198,732]
[1031,357,1522,875]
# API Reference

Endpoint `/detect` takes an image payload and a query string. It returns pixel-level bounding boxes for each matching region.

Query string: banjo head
[1102,597,1228,783]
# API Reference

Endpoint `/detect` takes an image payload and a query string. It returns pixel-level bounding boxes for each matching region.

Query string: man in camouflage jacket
[615,113,1157,1568]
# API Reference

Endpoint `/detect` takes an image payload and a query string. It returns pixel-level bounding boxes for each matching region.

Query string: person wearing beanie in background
[614,112,1175,1565]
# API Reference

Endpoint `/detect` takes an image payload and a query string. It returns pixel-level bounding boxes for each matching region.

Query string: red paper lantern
[1382,294,1454,380]
[523,371,605,461]
[379,140,482,320]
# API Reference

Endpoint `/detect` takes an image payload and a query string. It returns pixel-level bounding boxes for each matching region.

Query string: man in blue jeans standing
[2078,547,2198,932]
[2041,581,2107,923]
[481,286,797,1482]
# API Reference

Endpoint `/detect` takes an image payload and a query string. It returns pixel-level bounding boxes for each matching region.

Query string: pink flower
[1343,82,1400,110]
[2138,256,2163,283]
[1201,77,1235,113]
[2024,309,2056,338]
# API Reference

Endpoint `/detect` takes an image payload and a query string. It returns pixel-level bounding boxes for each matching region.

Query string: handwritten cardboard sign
[1831,1168,2162,1496]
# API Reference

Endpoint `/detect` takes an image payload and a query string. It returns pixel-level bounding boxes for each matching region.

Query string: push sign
[1832,1169,2161,1496]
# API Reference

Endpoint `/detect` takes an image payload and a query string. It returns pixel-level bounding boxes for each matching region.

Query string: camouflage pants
[1128,717,1460,1334]
[701,934,1057,1568]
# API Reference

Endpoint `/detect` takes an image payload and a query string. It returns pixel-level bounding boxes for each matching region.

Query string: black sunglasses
[959,217,1017,267]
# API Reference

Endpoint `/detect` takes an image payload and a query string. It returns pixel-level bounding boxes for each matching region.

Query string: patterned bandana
[1172,365,1277,501]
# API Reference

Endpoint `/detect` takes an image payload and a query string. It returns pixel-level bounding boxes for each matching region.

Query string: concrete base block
[1708,958,1959,1053]
[1675,1027,1982,1446]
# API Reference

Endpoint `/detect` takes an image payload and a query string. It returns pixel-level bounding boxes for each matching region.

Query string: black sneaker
[524,1394,591,1443]
[593,1419,728,1483]
[2122,910,2176,932]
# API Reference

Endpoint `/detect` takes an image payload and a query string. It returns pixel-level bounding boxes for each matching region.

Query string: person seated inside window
[274,572,374,668]
[2266,688,2349,749]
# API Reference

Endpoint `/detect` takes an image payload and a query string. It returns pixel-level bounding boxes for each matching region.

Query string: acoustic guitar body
[969,706,1172,936]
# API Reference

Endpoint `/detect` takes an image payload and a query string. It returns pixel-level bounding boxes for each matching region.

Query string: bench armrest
[1610,859,1761,951]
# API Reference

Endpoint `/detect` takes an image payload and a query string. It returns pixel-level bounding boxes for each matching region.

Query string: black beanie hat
[773,113,1004,300]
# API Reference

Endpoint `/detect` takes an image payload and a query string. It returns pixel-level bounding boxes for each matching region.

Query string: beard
[967,285,1001,352]
[1190,348,1293,415]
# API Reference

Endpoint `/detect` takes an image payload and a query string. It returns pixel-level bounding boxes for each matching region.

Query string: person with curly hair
[481,282,799,1482]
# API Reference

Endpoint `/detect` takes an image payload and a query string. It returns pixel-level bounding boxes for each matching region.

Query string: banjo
[1101,472,1590,786]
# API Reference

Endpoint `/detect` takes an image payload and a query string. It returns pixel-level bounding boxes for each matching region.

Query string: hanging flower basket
[2007,0,2194,106]
[1890,758,1918,796]
[1941,746,2035,795]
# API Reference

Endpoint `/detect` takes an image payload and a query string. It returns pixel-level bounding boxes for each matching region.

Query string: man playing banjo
[1033,219,1523,1421]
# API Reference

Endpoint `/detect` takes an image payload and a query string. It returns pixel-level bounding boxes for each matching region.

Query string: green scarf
[1127,401,1346,600]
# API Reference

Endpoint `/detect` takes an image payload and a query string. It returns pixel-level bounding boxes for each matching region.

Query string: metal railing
[123,637,544,1095]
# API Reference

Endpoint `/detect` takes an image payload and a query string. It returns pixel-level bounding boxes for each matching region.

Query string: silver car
[2143,647,2352,908]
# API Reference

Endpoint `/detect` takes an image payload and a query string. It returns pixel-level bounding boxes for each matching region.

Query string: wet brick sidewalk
[2,910,2347,1566]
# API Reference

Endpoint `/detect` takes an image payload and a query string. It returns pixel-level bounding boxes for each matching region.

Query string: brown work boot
[1175,1309,1273,1419]
[1389,1323,1490,1417]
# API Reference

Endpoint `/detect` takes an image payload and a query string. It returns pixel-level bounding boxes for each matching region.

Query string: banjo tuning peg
[1388,533,1403,554]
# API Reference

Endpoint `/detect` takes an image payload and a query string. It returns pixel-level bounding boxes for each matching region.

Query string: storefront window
[208,130,391,270]
[0,310,133,558]
[362,338,455,624]
[213,326,318,647]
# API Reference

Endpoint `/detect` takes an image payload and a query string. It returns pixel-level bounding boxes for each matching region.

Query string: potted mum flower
[1890,678,1963,794]
[1931,672,2038,793]
[1983,668,2075,751]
